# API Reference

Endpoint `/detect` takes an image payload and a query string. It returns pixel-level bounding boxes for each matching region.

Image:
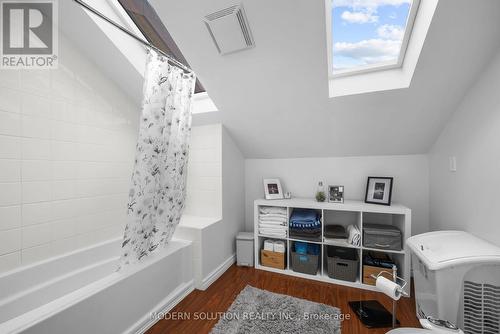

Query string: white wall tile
[0,183,21,206]
[52,161,77,180]
[0,251,21,273]
[0,206,21,230]
[0,33,138,272]
[0,69,20,89]
[21,115,51,139]
[52,141,78,161]
[52,100,76,123]
[21,94,51,119]
[22,202,52,226]
[51,199,82,220]
[50,237,78,255]
[52,180,75,200]
[0,88,21,114]
[22,160,51,181]
[0,111,21,136]
[21,243,52,265]
[21,137,51,160]
[51,67,75,100]
[51,120,78,142]
[189,148,220,163]
[93,224,122,243]
[76,232,99,248]
[0,135,21,159]
[20,70,50,95]
[51,218,77,240]
[0,229,21,255]
[188,162,221,178]
[0,160,20,182]
[22,223,52,248]
[22,181,51,203]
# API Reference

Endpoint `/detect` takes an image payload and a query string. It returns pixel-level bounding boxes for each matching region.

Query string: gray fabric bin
[363,223,402,251]
[326,247,359,282]
[291,252,319,275]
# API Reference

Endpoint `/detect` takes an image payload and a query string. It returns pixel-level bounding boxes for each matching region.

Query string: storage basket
[363,223,402,251]
[291,252,319,275]
[261,250,285,269]
[326,246,359,282]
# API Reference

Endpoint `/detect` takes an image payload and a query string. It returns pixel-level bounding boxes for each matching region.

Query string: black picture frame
[365,177,393,206]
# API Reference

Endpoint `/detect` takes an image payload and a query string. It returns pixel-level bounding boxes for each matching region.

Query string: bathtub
[0,237,194,334]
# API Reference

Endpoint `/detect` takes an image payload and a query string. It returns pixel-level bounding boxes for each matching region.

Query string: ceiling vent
[204,4,254,55]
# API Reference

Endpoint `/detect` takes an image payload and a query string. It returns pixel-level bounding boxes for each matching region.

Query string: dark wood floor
[147,265,420,334]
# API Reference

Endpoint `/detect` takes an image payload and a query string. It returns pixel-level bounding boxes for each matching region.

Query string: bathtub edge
[126,279,195,334]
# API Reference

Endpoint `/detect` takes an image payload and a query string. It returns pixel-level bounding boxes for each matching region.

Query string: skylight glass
[331,0,414,76]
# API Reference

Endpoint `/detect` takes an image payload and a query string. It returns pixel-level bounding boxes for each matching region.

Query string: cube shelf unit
[254,198,411,295]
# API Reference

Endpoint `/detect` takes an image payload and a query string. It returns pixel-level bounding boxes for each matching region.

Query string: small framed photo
[328,185,344,203]
[263,178,284,200]
[365,177,393,206]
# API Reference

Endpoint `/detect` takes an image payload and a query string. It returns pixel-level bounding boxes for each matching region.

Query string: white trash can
[236,232,254,266]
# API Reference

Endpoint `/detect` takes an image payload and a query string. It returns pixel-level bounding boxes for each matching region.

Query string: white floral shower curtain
[120,49,196,266]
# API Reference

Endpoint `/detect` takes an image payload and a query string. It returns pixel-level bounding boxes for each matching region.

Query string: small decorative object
[315,181,326,202]
[315,191,326,202]
[365,177,393,206]
[328,185,344,203]
[284,191,292,199]
[263,178,284,200]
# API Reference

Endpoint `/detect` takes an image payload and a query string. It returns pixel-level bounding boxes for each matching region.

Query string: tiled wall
[0,33,139,273]
[184,124,222,218]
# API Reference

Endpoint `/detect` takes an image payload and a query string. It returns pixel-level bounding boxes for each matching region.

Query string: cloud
[333,0,411,11]
[333,39,401,66]
[377,24,404,40]
[341,10,378,23]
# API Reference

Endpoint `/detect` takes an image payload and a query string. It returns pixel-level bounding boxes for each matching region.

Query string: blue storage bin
[294,242,308,254]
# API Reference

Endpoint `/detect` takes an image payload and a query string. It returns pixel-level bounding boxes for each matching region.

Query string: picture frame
[263,178,284,200]
[365,177,393,206]
[328,185,344,203]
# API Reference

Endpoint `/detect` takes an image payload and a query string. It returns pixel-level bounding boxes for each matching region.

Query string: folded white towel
[259,229,287,237]
[259,213,287,220]
[263,239,275,251]
[259,218,288,224]
[273,240,286,253]
[347,224,361,247]
[259,224,286,231]
[259,207,287,215]
[259,226,288,232]
[260,233,287,239]
[259,220,286,226]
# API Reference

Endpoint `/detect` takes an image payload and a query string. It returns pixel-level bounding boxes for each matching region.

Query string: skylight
[330,0,419,77]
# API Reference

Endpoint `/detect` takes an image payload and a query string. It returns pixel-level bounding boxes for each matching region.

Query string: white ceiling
[149,0,500,158]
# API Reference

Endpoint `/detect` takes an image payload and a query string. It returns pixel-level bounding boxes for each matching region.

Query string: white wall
[220,127,245,257]
[245,155,429,235]
[429,47,500,246]
[184,124,222,218]
[175,124,244,289]
[0,32,138,273]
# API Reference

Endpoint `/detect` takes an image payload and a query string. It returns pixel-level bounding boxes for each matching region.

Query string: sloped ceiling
[149,0,500,158]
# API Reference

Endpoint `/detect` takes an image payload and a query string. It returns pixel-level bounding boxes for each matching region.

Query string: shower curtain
[120,49,196,266]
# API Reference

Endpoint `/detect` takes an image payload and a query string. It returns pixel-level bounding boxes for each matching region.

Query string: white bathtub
[0,237,194,334]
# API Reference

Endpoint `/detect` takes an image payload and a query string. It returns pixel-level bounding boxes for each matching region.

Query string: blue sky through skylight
[332,0,412,72]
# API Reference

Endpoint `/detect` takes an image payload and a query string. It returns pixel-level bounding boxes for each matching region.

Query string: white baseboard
[128,280,195,334]
[199,254,235,291]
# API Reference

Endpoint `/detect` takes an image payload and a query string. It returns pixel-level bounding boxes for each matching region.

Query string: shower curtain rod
[72,0,194,74]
